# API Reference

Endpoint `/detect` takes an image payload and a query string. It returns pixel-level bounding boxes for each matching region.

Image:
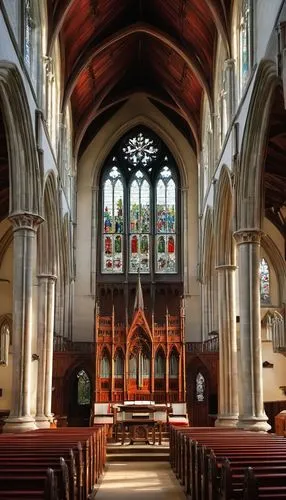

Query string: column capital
[37,274,57,282]
[215,264,237,271]
[233,228,263,245]
[224,58,235,70]
[9,212,44,233]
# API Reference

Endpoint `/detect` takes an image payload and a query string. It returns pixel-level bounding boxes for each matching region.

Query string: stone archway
[0,63,43,432]
[35,172,59,428]
[214,166,238,427]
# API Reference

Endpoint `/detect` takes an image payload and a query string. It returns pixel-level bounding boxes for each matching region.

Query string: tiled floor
[95,461,185,499]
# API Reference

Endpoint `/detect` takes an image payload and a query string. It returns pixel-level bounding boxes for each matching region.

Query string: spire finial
[134,266,144,311]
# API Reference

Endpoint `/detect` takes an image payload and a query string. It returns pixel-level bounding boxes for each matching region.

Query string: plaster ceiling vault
[47,0,232,157]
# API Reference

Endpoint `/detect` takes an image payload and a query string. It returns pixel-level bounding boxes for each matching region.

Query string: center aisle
[95,461,185,499]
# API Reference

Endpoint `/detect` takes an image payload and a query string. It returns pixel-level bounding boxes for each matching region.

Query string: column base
[3,415,37,433]
[35,415,51,429]
[237,416,271,433]
[215,415,239,428]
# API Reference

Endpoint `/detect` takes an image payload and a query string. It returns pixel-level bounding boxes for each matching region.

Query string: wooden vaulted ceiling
[47,0,232,157]
[264,86,286,237]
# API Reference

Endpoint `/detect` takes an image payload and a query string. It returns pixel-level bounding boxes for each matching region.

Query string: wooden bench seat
[0,467,57,500]
[170,425,286,500]
[0,425,106,500]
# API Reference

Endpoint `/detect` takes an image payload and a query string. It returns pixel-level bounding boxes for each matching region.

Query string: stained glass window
[240,0,251,91]
[156,164,176,273]
[129,171,150,273]
[24,0,39,91]
[77,370,91,406]
[260,258,270,304]
[123,132,158,167]
[196,372,205,402]
[102,166,124,273]
[24,0,32,68]
[100,128,179,276]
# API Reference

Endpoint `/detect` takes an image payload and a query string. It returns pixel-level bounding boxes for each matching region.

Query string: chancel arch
[93,124,186,404]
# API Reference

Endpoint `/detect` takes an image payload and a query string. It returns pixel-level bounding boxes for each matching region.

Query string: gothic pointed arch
[214,166,234,266]
[0,63,42,216]
[38,171,59,276]
[202,206,214,283]
[261,234,286,305]
[237,60,280,229]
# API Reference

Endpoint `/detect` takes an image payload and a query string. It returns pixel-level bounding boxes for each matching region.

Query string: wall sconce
[263,361,274,368]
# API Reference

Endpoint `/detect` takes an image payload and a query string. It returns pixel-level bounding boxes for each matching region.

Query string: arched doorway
[68,367,92,427]
[186,356,217,427]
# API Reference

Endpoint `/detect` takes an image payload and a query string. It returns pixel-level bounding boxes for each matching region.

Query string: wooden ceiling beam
[62,22,213,114]
[74,87,191,158]
[204,0,230,57]
[162,83,200,153]
[74,67,129,155]
[47,0,75,56]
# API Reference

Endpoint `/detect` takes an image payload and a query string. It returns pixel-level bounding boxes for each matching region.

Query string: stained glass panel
[141,180,150,232]
[130,180,140,232]
[104,179,113,233]
[129,173,150,273]
[114,181,123,233]
[166,179,176,233]
[24,0,32,69]
[77,370,91,405]
[102,167,124,273]
[156,166,176,273]
[260,258,270,304]
[196,372,205,402]
[240,0,250,88]
[123,132,158,166]
[129,235,150,273]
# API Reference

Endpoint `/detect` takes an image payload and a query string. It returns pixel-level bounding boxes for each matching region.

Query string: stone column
[4,212,43,433]
[233,229,271,432]
[215,265,239,427]
[36,274,57,428]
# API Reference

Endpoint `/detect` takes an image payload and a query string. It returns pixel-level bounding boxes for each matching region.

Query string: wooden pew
[169,425,286,500]
[0,467,58,500]
[0,425,106,500]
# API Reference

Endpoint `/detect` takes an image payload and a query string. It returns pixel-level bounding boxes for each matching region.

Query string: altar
[117,402,167,445]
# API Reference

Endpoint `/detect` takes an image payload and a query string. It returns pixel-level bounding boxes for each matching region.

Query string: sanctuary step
[107,443,170,462]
